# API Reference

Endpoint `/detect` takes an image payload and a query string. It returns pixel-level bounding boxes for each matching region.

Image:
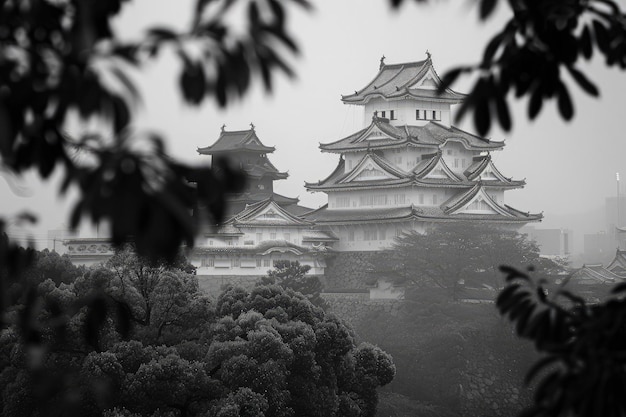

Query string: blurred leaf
[566,66,599,97]
[479,0,498,20]
[556,82,574,120]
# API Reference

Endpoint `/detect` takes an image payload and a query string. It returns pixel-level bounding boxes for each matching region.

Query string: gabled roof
[464,154,525,188]
[441,183,542,221]
[341,57,465,105]
[227,198,314,227]
[197,127,275,155]
[305,153,413,192]
[340,152,406,183]
[413,151,462,182]
[319,118,503,153]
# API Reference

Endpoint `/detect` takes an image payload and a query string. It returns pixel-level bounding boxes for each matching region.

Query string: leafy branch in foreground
[0,0,310,261]
[497,265,626,417]
[392,0,626,135]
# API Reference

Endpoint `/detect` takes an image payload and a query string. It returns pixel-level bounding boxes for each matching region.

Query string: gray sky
[3,0,625,251]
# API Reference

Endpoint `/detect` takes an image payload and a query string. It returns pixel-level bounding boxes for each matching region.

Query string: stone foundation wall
[323,251,382,289]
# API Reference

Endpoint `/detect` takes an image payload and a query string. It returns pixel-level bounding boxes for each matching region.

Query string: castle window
[201,257,214,267]
[416,109,420,120]
[432,110,437,120]
[454,159,459,168]
[256,258,262,267]
[390,110,396,120]
[263,259,271,267]
[232,258,240,267]
[258,184,265,190]
[381,111,386,118]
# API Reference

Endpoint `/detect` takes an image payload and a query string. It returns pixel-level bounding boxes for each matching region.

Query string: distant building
[522,227,572,257]
[583,231,616,265]
[303,55,542,251]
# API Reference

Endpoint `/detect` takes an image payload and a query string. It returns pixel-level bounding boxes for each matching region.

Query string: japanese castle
[302,55,542,251]
[62,54,542,279]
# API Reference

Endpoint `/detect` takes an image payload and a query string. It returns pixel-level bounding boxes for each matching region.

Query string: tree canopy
[0,249,395,417]
[373,223,564,300]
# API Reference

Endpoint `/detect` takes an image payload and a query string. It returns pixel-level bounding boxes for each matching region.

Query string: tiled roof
[197,128,275,154]
[341,58,465,105]
[305,153,415,192]
[412,150,462,182]
[607,250,626,276]
[463,154,525,188]
[302,203,541,225]
[319,118,503,153]
[569,264,624,284]
[302,230,340,242]
[227,198,314,227]
[245,159,288,179]
[227,192,299,207]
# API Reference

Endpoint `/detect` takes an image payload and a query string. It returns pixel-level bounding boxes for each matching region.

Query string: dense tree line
[0,247,394,417]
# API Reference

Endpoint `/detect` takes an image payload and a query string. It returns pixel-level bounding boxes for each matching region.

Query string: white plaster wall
[326,221,426,251]
[363,98,453,128]
[440,142,479,176]
[328,186,459,210]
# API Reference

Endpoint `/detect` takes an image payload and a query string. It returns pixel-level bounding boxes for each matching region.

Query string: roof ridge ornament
[221,124,226,132]
[250,122,255,131]
[426,49,431,59]
[379,55,386,70]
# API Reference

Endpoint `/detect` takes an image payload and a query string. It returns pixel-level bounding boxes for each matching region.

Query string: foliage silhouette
[0,0,310,262]
[391,0,626,135]
[261,260,327,308]
[497,266,626,417]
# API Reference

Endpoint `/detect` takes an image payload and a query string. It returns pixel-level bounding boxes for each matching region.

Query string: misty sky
[3,1,625,253]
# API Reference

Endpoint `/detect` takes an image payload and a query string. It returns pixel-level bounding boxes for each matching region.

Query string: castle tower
[304,55,542,251]
[197,125,301,216]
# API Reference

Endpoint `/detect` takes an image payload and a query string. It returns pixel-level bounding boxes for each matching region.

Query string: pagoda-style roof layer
[198,128,275,155]
[306,151,518,192]
[341,58,465,105]
[302,202,542,225]
[319,118,503,153]
[227,198,314,227]
[226,191,299,207]
[464,154,525,187]
[245,158,288,180]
